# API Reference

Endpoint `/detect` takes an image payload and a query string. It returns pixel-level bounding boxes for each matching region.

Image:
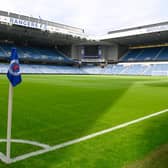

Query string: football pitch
[0,75,168,168]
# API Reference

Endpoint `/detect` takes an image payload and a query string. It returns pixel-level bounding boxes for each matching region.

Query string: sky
[0,0,168,35]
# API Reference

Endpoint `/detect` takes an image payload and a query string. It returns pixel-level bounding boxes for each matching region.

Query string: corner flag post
[6,48,22,163]
[6,83,13,162]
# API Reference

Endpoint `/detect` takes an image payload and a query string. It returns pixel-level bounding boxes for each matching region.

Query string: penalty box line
[9,108,168,164]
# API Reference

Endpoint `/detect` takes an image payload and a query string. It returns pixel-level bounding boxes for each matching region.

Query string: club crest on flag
[8,60,21,76]
[7,48,22,87]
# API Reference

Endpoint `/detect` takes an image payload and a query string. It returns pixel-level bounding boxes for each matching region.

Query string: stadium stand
[0,63,82,74]
[0,11,168,76]
[0,43,168,76]
[1,62,168,76]
[0,43,73,64]
[120,47,168,62]
[0,10,168,76]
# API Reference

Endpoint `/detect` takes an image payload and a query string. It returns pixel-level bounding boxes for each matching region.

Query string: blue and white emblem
[8,60,21,76]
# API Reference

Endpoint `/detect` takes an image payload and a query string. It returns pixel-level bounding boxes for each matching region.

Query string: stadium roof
[0,10,86,36]
[1,10,168,47]
[0,10,93,46]
[98,21,168,46]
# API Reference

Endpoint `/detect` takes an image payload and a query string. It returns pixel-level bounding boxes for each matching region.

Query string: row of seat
[120,47,168,62]
[0,63,168,76]
[0,44,73,64]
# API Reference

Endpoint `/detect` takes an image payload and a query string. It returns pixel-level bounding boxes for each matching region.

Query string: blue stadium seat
[0,43,73,64]
[136,48,161,61]
[120,47,168,62]
[157,47,168,61]
[120,49,141,61]
[0,62,168,76]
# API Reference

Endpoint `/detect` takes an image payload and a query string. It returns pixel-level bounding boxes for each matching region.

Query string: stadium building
[0,10,168,76]
[1,9,168,167]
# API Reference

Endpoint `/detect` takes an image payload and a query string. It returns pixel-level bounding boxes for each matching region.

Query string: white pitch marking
[0,139,50,164]
[7,108,168,164]
[0,139,50,149]
[0,152,8,164]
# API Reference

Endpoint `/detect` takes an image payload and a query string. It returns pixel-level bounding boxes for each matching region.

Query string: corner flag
[6,48,22,163]
[7,48,22,87]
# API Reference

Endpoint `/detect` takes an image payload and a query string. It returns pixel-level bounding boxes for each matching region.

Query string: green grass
[124,143,168,168]
[0,75,168,168]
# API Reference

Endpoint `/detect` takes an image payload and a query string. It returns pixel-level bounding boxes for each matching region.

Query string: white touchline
[1,108,168,164]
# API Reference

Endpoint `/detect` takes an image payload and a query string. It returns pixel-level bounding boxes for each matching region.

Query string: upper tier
[0,43,73,65]
[120,47,168,62]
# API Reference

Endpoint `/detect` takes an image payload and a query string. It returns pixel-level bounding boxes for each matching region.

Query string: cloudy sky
[1,0,168,35]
